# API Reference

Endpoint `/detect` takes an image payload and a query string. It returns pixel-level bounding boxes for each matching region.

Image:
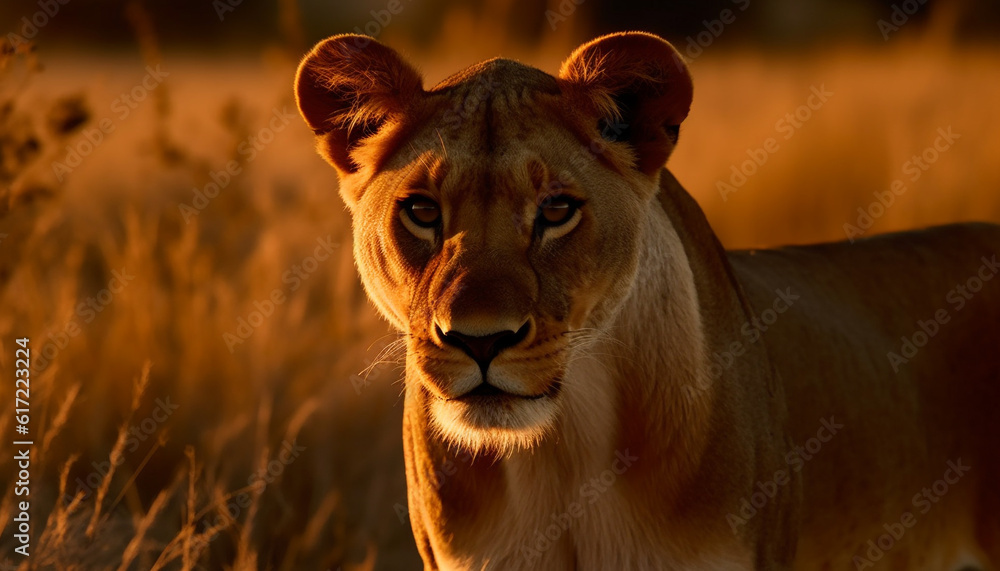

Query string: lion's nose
[439,323,530,371]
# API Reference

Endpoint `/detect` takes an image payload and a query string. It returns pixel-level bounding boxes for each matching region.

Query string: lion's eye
[403,196,441,228]
[537,196,580,227]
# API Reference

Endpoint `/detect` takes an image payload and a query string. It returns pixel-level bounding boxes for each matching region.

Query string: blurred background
[0,0,998,569]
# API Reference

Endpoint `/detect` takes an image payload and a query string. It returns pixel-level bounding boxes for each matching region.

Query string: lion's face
[350,84,651,453]
[296,33,693,454]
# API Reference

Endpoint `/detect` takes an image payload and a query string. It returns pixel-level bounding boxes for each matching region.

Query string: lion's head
[296,32,693,455]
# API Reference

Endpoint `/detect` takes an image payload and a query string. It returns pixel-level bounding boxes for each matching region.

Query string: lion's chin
[429,394,558,457]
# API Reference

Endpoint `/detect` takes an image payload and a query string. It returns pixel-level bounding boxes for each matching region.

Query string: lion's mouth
[447,381,558,402]
[429,378,563,453]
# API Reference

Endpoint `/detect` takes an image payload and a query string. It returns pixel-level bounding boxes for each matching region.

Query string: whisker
[435,129,449,159]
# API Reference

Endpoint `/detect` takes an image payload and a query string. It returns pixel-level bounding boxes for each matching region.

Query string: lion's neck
[605,188,715,464]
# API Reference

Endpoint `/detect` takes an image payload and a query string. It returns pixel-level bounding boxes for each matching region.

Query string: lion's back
[728,221,1000,398]
[727,222,1000,568]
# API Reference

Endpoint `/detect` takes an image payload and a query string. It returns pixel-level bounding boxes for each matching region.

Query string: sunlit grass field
[1,25,998,570]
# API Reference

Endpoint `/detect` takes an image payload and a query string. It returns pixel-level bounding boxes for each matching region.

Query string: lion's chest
[438,362,752,570]
[448,476,753,570]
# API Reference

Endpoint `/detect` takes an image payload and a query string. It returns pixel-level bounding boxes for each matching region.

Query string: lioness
[295,32,1000,570]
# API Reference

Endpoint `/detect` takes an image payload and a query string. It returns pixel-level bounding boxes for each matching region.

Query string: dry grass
[673,41,1000,248]
[0,20,998,571]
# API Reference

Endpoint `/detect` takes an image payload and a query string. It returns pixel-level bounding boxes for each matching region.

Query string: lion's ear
[295,35,424,177]
[559,32,693,175]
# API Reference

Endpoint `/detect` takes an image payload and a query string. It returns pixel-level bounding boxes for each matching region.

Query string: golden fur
[296,32,1000,570]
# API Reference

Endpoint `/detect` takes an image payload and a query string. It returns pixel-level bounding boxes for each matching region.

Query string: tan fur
[296,32,1000,570]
